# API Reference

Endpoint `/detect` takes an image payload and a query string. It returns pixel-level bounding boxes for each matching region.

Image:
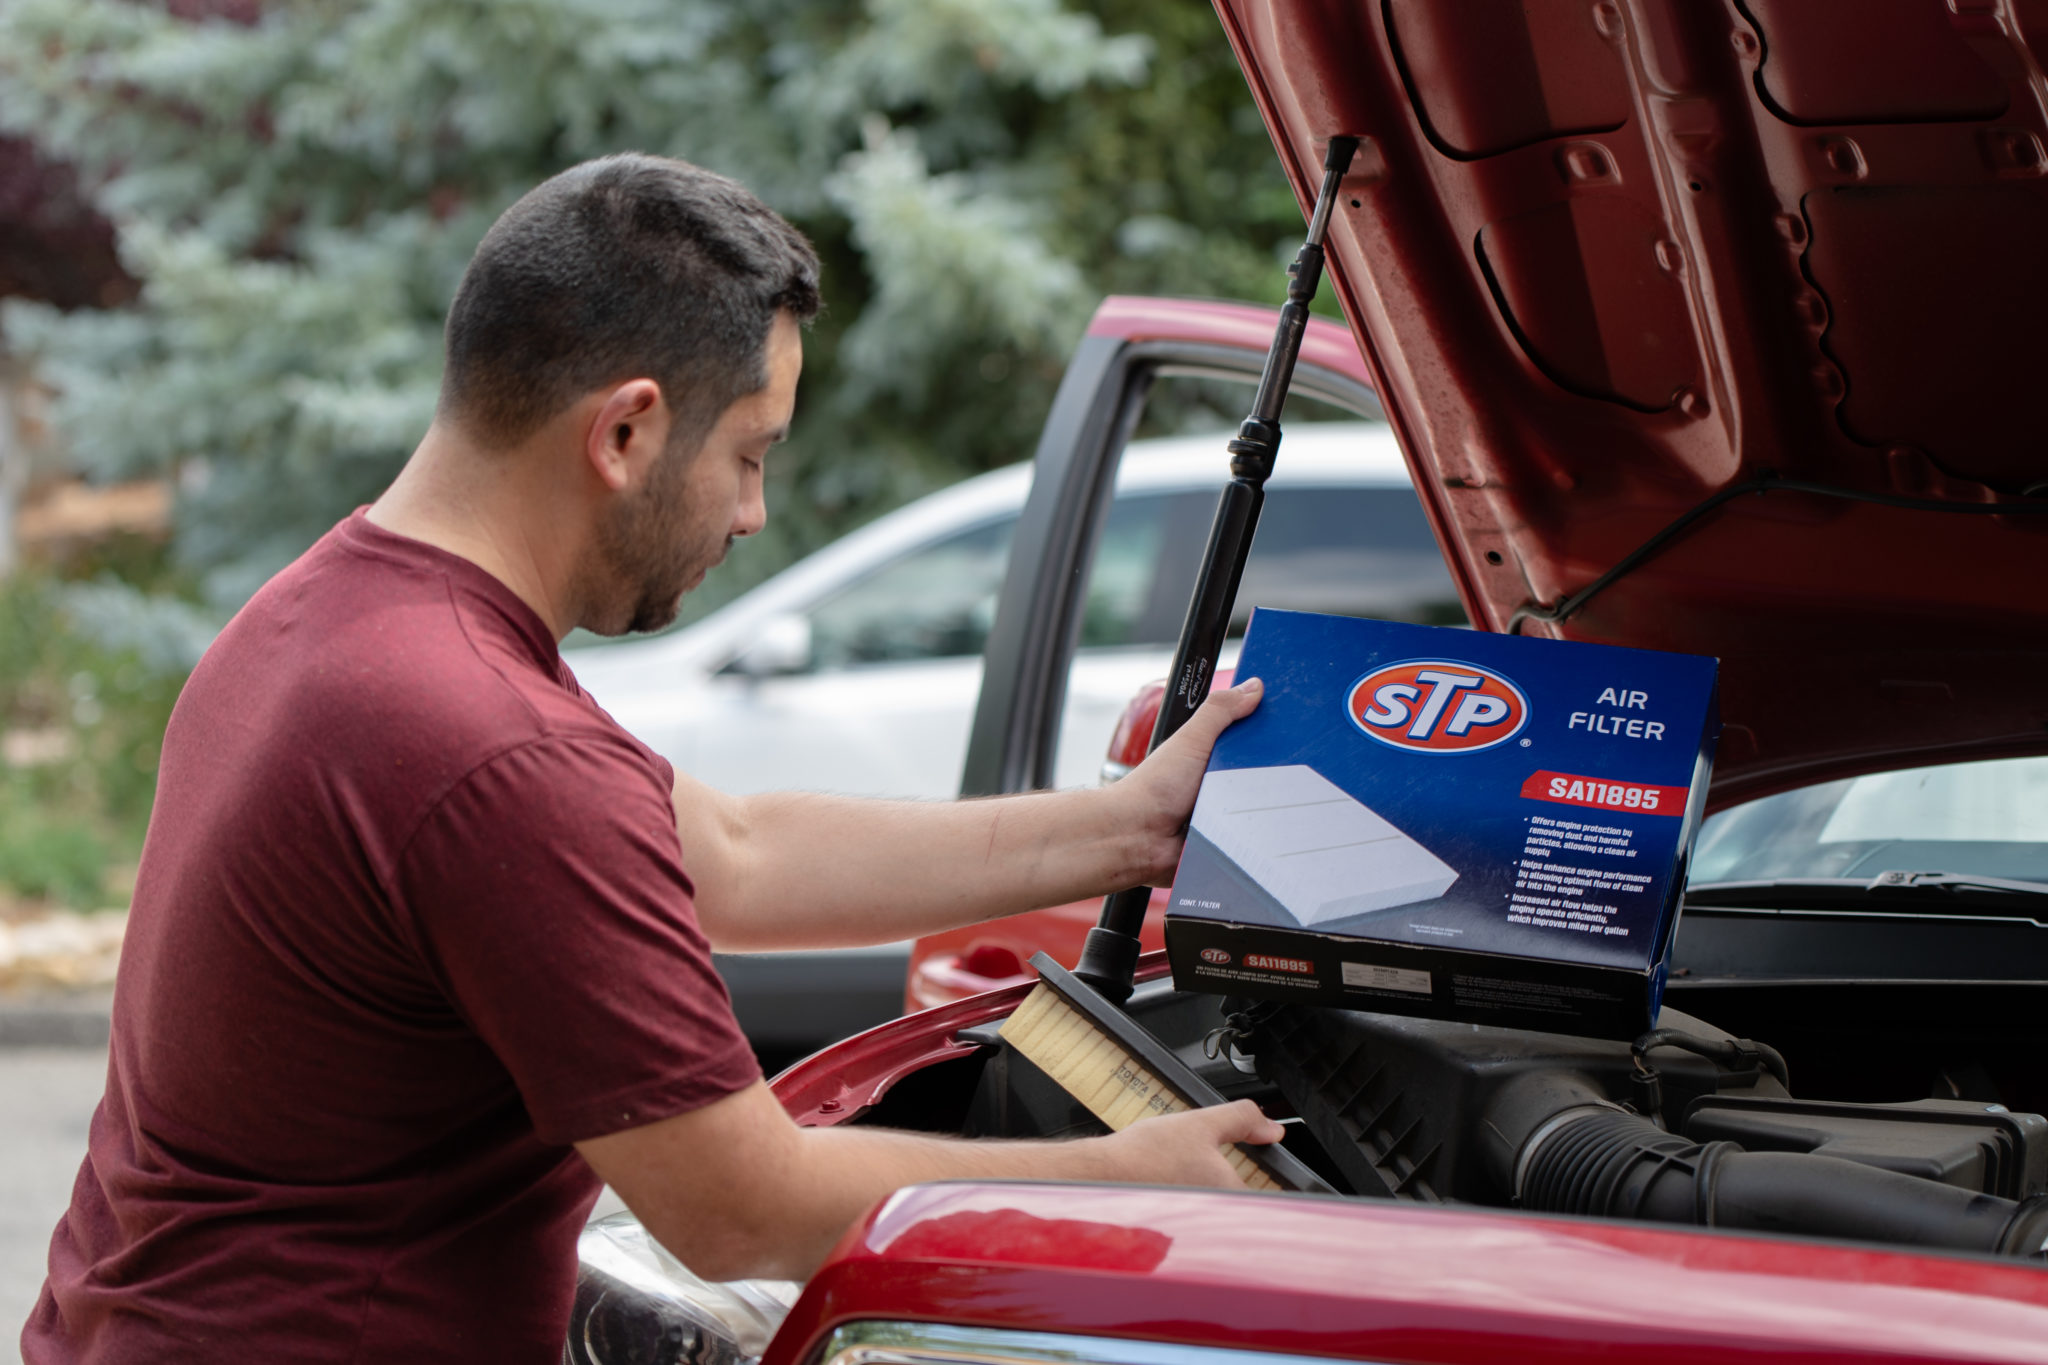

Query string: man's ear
[583,379,670,492]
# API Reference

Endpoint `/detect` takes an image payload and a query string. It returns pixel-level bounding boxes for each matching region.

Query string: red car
[569,3,2048,1362]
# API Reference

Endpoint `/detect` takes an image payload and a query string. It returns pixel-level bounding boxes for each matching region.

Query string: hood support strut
[1074,135,1359,1005]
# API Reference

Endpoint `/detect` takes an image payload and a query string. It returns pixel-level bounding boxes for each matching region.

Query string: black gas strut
[1073,135,1360,1004]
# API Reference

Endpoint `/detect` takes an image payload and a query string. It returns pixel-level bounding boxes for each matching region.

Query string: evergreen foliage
[0,563,183,907]
[0,0,1305,635]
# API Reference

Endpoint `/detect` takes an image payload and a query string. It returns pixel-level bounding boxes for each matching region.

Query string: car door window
[1083,484,1467,652]
[1078,494,1176,647]
[805,517,1016,668]
[1235,486,1467,628]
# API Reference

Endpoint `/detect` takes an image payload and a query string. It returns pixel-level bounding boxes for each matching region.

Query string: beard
[579,433,732,637]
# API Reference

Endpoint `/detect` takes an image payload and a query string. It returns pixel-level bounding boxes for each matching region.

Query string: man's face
[585,313,801,636]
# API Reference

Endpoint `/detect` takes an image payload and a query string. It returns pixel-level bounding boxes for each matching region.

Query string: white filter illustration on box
[1189,764,1459,925]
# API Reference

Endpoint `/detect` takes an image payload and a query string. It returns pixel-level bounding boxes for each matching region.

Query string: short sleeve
[395,736,760,1145]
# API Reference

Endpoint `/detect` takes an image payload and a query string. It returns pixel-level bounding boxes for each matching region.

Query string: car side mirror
[724,612,813,678]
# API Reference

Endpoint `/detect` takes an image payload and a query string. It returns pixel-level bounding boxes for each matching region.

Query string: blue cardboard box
[1164,610,1719,1038]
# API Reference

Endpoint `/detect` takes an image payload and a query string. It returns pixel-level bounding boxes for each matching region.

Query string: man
[26,154,1277,1363]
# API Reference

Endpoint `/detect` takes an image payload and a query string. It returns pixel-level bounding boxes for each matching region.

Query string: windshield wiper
[1686,870,2048,914]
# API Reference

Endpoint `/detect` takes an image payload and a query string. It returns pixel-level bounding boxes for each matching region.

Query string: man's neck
[367,422,583,640]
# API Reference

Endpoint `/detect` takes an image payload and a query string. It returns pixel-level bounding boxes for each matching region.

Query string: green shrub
[0,568,187,909]
[0,785,109,907]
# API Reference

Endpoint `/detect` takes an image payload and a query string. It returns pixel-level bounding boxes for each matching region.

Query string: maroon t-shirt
[24,512,760,1364]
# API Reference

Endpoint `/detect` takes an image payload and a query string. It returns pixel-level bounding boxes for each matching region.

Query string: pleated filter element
[999,983,1282,1191]
[995,955,1336,1195]
[1190,764,1459,925]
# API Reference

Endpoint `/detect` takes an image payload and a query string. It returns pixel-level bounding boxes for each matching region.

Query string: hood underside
[1216,0,2048,805]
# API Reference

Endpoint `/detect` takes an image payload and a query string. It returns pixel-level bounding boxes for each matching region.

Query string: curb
[0,994,112,1048]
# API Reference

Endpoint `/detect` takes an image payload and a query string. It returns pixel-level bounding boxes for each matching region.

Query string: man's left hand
[1113,676,1263,886]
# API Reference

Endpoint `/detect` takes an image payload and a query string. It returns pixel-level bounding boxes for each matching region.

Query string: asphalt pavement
[1,1045,104,1351]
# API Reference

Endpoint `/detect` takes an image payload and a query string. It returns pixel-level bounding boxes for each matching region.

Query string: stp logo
[1347,660,1528,753]
[1199,947,1232,966]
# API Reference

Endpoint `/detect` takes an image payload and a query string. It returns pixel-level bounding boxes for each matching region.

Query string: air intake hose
[1515,1107,2048,1258]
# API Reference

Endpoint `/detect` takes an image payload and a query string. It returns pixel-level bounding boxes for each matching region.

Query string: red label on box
[1520,770,1688,815]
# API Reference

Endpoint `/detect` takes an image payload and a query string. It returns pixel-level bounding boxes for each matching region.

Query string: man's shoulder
[187,517,658,801]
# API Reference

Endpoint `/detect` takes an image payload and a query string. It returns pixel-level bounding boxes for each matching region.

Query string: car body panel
[905,890,1167,1012]
[765,1180,2048,1365]
[774,957,1170,1129]
[1210,0,2048,807]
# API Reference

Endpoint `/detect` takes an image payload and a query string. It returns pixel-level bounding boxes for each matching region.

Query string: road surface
[1,1047,104,1349]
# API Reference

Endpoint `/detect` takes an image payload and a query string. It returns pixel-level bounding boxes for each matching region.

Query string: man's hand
[1101,1099,1286,1188]
[1110,676,1263,886]
[580,1084,1287,1282]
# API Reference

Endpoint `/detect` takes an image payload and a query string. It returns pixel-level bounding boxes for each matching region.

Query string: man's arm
[577,1079,1284,1281]
[679,678,1261,953]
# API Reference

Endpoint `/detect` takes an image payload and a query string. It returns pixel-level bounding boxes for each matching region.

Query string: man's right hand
[1100,1099,1285,1190]
[579,1084,1290,1283]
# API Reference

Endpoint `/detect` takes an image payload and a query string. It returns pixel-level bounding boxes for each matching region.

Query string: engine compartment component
[1683,1095,2047,1198]
[997,953,1332,1192]
[1243,998,1788,1204]
[1507,1105,2048,1258]
[929,972,2048,1263]
[917,970,2048,1260]
[1240,999,2048,1258]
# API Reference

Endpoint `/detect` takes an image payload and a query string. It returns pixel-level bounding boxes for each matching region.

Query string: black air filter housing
[1683,1095,2047,1199]
[1247,1000,1780,1203]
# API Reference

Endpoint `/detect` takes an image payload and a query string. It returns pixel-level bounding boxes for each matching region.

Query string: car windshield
[1689,755,2048,885]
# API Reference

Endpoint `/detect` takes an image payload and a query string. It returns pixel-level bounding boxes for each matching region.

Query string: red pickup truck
[568,3,2048,1362]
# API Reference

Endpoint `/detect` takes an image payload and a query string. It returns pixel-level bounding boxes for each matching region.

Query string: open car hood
[1215,0,2048,806]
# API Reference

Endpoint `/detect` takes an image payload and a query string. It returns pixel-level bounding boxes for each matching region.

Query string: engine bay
[566,908,2048,1362]
[851,945,2048,1262]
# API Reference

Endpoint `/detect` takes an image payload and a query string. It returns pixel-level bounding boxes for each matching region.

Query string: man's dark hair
[440,153,820,446]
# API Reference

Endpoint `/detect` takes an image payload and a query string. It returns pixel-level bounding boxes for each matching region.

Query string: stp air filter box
[1165,609,1718,1038]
